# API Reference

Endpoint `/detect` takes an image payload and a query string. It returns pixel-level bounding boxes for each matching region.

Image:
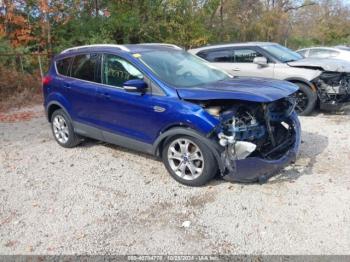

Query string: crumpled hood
[288,58,350,72]
[176,77,298,103]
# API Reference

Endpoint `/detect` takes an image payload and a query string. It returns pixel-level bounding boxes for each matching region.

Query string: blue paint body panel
[43,44,301,183]
[177,77,298,102]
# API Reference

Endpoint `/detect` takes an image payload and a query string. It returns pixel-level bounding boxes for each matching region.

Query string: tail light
[42,75,52,85]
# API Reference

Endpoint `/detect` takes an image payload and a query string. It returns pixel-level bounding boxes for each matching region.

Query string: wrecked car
[189,42,350,116]
[43,44,301,186]
[287,58,350,112]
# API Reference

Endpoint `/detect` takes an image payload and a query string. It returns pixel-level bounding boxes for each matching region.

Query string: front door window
[102,54,143,87]
[234,49,263,63]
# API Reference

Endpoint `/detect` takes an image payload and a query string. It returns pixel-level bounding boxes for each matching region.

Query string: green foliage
[0,38,12,53]
[52,16,115,53]
[105,0,212,48]
[287,36,319,49]
[1,0,350,54]
[0,38,13,66]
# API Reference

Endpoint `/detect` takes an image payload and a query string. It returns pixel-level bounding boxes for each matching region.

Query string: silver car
[189,42,350,115]
[297,46,350,62]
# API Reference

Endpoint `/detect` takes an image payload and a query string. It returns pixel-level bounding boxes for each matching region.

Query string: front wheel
[162,135,218,186]
[292,82,317,116]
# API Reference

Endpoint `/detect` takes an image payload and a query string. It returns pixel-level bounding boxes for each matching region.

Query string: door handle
[98,92,111,99]
[63,83,71,89]
[232,68,241,71]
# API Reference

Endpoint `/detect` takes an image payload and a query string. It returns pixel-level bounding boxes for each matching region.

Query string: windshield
[137,50,231,87]
[261,44,303,62]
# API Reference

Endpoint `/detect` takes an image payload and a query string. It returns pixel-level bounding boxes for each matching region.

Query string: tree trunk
[220,0,224,42]
[94,0,99,16]
[3,0,10,34]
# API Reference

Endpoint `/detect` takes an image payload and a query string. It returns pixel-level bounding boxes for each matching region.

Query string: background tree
[0,0,349,53]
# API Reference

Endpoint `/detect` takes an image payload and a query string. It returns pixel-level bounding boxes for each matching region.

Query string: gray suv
[189,42,350,115]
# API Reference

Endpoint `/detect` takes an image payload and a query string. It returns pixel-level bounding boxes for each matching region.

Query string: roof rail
[139,43,182,50]
[61,44,130,54]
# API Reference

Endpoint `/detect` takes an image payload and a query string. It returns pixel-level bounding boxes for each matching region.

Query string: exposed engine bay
[196,97,297,176]
[314,72,350,107]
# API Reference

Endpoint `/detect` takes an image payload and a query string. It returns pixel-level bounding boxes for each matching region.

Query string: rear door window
[198,48,234,62]
[56,57,73,76]
[71,53,101,83]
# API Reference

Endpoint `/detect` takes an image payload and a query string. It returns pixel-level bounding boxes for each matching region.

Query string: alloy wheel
[52,115,69,144]
[167,138,204,180]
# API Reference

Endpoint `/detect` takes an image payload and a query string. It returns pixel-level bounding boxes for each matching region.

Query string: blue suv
[43,44,301,186]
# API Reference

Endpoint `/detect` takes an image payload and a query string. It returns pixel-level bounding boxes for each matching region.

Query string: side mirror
[253,57,268,66]
[123,79,148,93]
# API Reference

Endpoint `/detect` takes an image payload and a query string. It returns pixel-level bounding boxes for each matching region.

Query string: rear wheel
[51,109,81,148]
[162,135,218,186]
[292,82,317,116]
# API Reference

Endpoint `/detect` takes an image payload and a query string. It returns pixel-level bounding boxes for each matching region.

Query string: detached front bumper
[222,112,301,183]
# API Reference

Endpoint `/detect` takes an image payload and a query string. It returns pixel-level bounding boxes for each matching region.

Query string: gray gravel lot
[1,105,350,255]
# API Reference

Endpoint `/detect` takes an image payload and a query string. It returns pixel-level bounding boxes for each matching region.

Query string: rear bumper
[222,112,301,183]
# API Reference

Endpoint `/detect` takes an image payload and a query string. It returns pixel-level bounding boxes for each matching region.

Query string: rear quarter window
[56,57,73,76]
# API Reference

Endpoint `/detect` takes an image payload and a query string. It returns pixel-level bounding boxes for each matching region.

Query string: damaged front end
[203,97,301,183]
[314,72,350,111]
[287,58,350,111]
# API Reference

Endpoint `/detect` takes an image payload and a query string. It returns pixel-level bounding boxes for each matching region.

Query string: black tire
[162,135,218,186]
[292,82,317,116]
[51,109,81,148]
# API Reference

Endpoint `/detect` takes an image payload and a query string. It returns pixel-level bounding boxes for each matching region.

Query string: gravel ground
[0,105,350,255]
